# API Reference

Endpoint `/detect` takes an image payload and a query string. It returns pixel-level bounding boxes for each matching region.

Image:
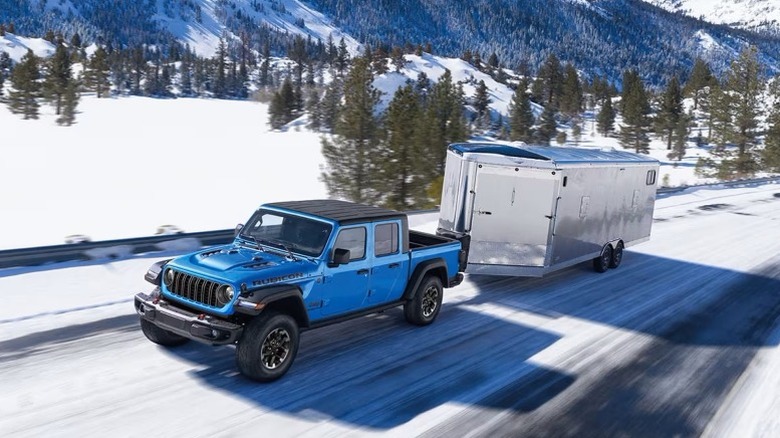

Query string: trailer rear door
[469,165,558,267]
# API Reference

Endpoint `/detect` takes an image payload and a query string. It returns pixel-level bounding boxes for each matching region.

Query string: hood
[167,243,320,286]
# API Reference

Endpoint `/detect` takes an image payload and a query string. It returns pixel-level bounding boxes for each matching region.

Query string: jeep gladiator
[135,200,465,381]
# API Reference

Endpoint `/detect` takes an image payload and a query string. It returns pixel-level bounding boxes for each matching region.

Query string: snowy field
[1,96,327,249]
[1,82,730,250]
[1,183,779,436]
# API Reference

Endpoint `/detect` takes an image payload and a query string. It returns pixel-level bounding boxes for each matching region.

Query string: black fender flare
[402,259,448,301]
[236,285,310,328]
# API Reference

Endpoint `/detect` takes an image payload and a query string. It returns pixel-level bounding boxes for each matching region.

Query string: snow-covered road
[1,184,780,437]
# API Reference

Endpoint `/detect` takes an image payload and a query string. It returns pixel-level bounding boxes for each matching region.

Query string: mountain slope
[642,0,780,35]
[0,0,359,57]
[305,0,780,85]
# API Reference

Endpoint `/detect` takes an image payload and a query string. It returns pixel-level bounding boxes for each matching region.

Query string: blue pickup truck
[135,200,465,381]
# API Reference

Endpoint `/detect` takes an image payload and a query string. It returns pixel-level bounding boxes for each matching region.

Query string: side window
[375,223,399,256]
[334,227,366,260]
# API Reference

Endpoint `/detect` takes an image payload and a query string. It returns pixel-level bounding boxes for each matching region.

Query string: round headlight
[217,285,235,305]
[164,268,175,286]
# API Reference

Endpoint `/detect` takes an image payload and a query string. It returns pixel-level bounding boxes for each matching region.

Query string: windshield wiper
[239,234,264,251]
[256,238,298,261]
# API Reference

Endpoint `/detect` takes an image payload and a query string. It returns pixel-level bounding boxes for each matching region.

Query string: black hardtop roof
[264,200,405,225]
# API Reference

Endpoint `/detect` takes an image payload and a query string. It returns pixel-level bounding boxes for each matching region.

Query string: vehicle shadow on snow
[166,306,575,429]
[463,251,780,347]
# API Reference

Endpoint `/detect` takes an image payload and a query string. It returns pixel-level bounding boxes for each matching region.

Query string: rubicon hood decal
[253,272,305,286]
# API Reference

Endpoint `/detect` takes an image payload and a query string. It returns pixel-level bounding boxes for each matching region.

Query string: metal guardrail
[655,176,780,195]
[1,176,778,271]
[0,209,439,270]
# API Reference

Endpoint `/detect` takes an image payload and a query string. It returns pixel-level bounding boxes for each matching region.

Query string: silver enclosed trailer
[437,143,660,276]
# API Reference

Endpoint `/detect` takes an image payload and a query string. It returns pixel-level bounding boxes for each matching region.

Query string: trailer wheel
[593,244,613,273]
[609,241,624,269]
[140,318,190,347]
[236,311,299,382]
[404,275,443,326]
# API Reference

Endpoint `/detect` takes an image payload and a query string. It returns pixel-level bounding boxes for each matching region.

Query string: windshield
[240,209,333,258]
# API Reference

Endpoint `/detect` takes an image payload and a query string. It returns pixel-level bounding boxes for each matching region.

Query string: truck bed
[409,230,456,249]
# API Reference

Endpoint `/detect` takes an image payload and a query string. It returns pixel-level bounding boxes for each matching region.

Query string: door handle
[357,269,369,275]
[388,263,400,269]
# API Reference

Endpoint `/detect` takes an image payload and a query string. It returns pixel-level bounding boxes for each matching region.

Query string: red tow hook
[198,314,206,320]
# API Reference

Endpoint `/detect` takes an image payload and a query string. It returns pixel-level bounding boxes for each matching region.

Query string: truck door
[470,166,559,267]
[367,221,408,304]
[320,225,371,317]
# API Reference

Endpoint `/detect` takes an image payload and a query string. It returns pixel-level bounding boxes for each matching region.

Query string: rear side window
[375,223,399,256]
[334,227,366,260]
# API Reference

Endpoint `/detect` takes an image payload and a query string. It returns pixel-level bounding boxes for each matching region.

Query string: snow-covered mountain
[0,33,55,62]
[642,0,780,34]
[0,0,360,57]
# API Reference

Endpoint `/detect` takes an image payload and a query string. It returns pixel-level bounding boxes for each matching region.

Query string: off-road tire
[236,311,299,382]
[140,318,190,347]
[404,275,444,326]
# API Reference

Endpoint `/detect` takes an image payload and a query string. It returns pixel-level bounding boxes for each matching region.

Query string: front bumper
[134,291,243,345]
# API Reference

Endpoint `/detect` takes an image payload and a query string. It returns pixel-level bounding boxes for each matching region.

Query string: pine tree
[259,41,271,88]
[8,50,42,119]
[43,42,72,115]
[56,79,79,126]
[84,46,111,98]
[424,70,467,176]
[380,84,425,209]
[571,117,582,144]
[538,53,563,109]
[473,79,491,128]
[335,37,349,77]
[619,69,651,153]
[130,46,144,95]
[708,85,732,153]
[667,113,689,161]
[724,46,763,177]
[487,52,499,70]
[372,46,388,75]
[559,63,583,117]
[180,50,193,96]
[0,51,9,96]
[597,97,616,136]
[268,77,296,129]
[536,105,557,145]
[656,76,683,150]
[213,39,228,98]
[306,87,321,131]
[319,77,342,131]
[391,46,405,72]
[508,78,535,143]
[763,85,780,172]
[683,58,716,110]
[321,57,380,203]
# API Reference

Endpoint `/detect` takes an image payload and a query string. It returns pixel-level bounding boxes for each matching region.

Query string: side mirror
[234,223,244,237]
[329,248,351,267]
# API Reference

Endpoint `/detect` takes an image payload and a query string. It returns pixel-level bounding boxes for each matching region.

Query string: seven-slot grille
[167,270,225,307]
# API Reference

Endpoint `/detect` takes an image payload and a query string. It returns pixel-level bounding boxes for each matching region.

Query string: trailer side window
[646,170,657,186]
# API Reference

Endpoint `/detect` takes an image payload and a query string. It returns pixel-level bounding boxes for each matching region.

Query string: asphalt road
[2,185,780,437]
